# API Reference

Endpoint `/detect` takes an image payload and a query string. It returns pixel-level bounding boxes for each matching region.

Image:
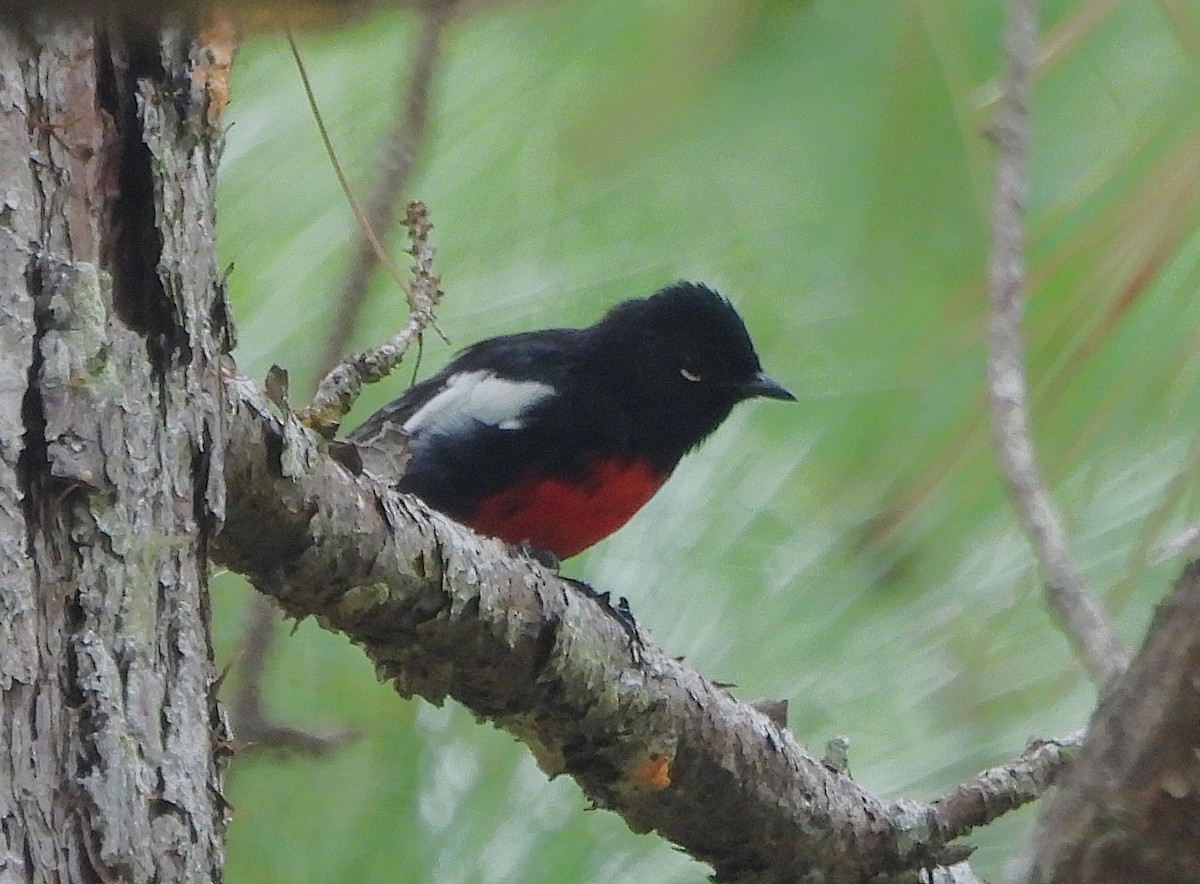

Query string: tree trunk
[0,13,229,882]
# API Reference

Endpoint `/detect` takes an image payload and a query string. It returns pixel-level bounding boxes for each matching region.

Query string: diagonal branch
[232,202,440,751]
[983,0,1127,686]
[213,376,1034,882]
[235,5,454,752]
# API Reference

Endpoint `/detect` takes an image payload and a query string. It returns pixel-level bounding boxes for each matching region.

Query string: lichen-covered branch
[214,376,996,882]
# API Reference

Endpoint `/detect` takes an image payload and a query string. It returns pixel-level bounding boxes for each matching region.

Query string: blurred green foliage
[214,1,1200,880]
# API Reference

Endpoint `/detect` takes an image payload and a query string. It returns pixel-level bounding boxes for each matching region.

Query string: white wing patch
[402,370,556,437]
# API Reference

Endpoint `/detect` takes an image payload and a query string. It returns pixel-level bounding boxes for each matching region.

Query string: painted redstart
[347,281,795,562]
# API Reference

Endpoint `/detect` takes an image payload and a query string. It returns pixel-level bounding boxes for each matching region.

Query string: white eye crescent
[680,366,702,382]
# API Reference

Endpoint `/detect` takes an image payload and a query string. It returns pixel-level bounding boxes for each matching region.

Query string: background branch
[230,595,359,754]
[984,0,1127,686]
[232,3,450,749]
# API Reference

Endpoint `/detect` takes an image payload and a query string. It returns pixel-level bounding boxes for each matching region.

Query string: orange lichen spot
[630,753,673,790]
[192,9,237,125]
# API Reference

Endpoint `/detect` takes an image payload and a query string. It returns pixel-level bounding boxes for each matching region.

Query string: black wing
[344,329,583,503]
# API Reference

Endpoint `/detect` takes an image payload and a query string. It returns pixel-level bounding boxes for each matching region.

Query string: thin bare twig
[1152,523,1200,564]
[299,200,443,433]
[984,0,1127,686]
[928,729,1084,842]
[876,729,1083,875]
[285,24,413,297]
[321,0,455,374]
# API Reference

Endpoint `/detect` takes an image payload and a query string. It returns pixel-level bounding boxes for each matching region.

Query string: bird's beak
[741,372,796,402]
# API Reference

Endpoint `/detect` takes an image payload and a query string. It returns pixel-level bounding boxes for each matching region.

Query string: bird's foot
[513,542,643,663]
[563,577,643,665]
[515,540,562,571]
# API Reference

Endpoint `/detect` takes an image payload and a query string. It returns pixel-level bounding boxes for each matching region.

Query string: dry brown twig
[321,0,455,374]
[298,199,443,433]
[983,0,1127,687]
[236,203,442,749]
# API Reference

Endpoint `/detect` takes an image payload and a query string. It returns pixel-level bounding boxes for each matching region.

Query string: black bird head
[588,281,795,466]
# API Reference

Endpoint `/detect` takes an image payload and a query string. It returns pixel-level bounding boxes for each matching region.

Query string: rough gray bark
[0,15,229,882]
[1018,561,1200,884]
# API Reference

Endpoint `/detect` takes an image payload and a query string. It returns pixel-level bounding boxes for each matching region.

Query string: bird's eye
[680,364,703,382]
